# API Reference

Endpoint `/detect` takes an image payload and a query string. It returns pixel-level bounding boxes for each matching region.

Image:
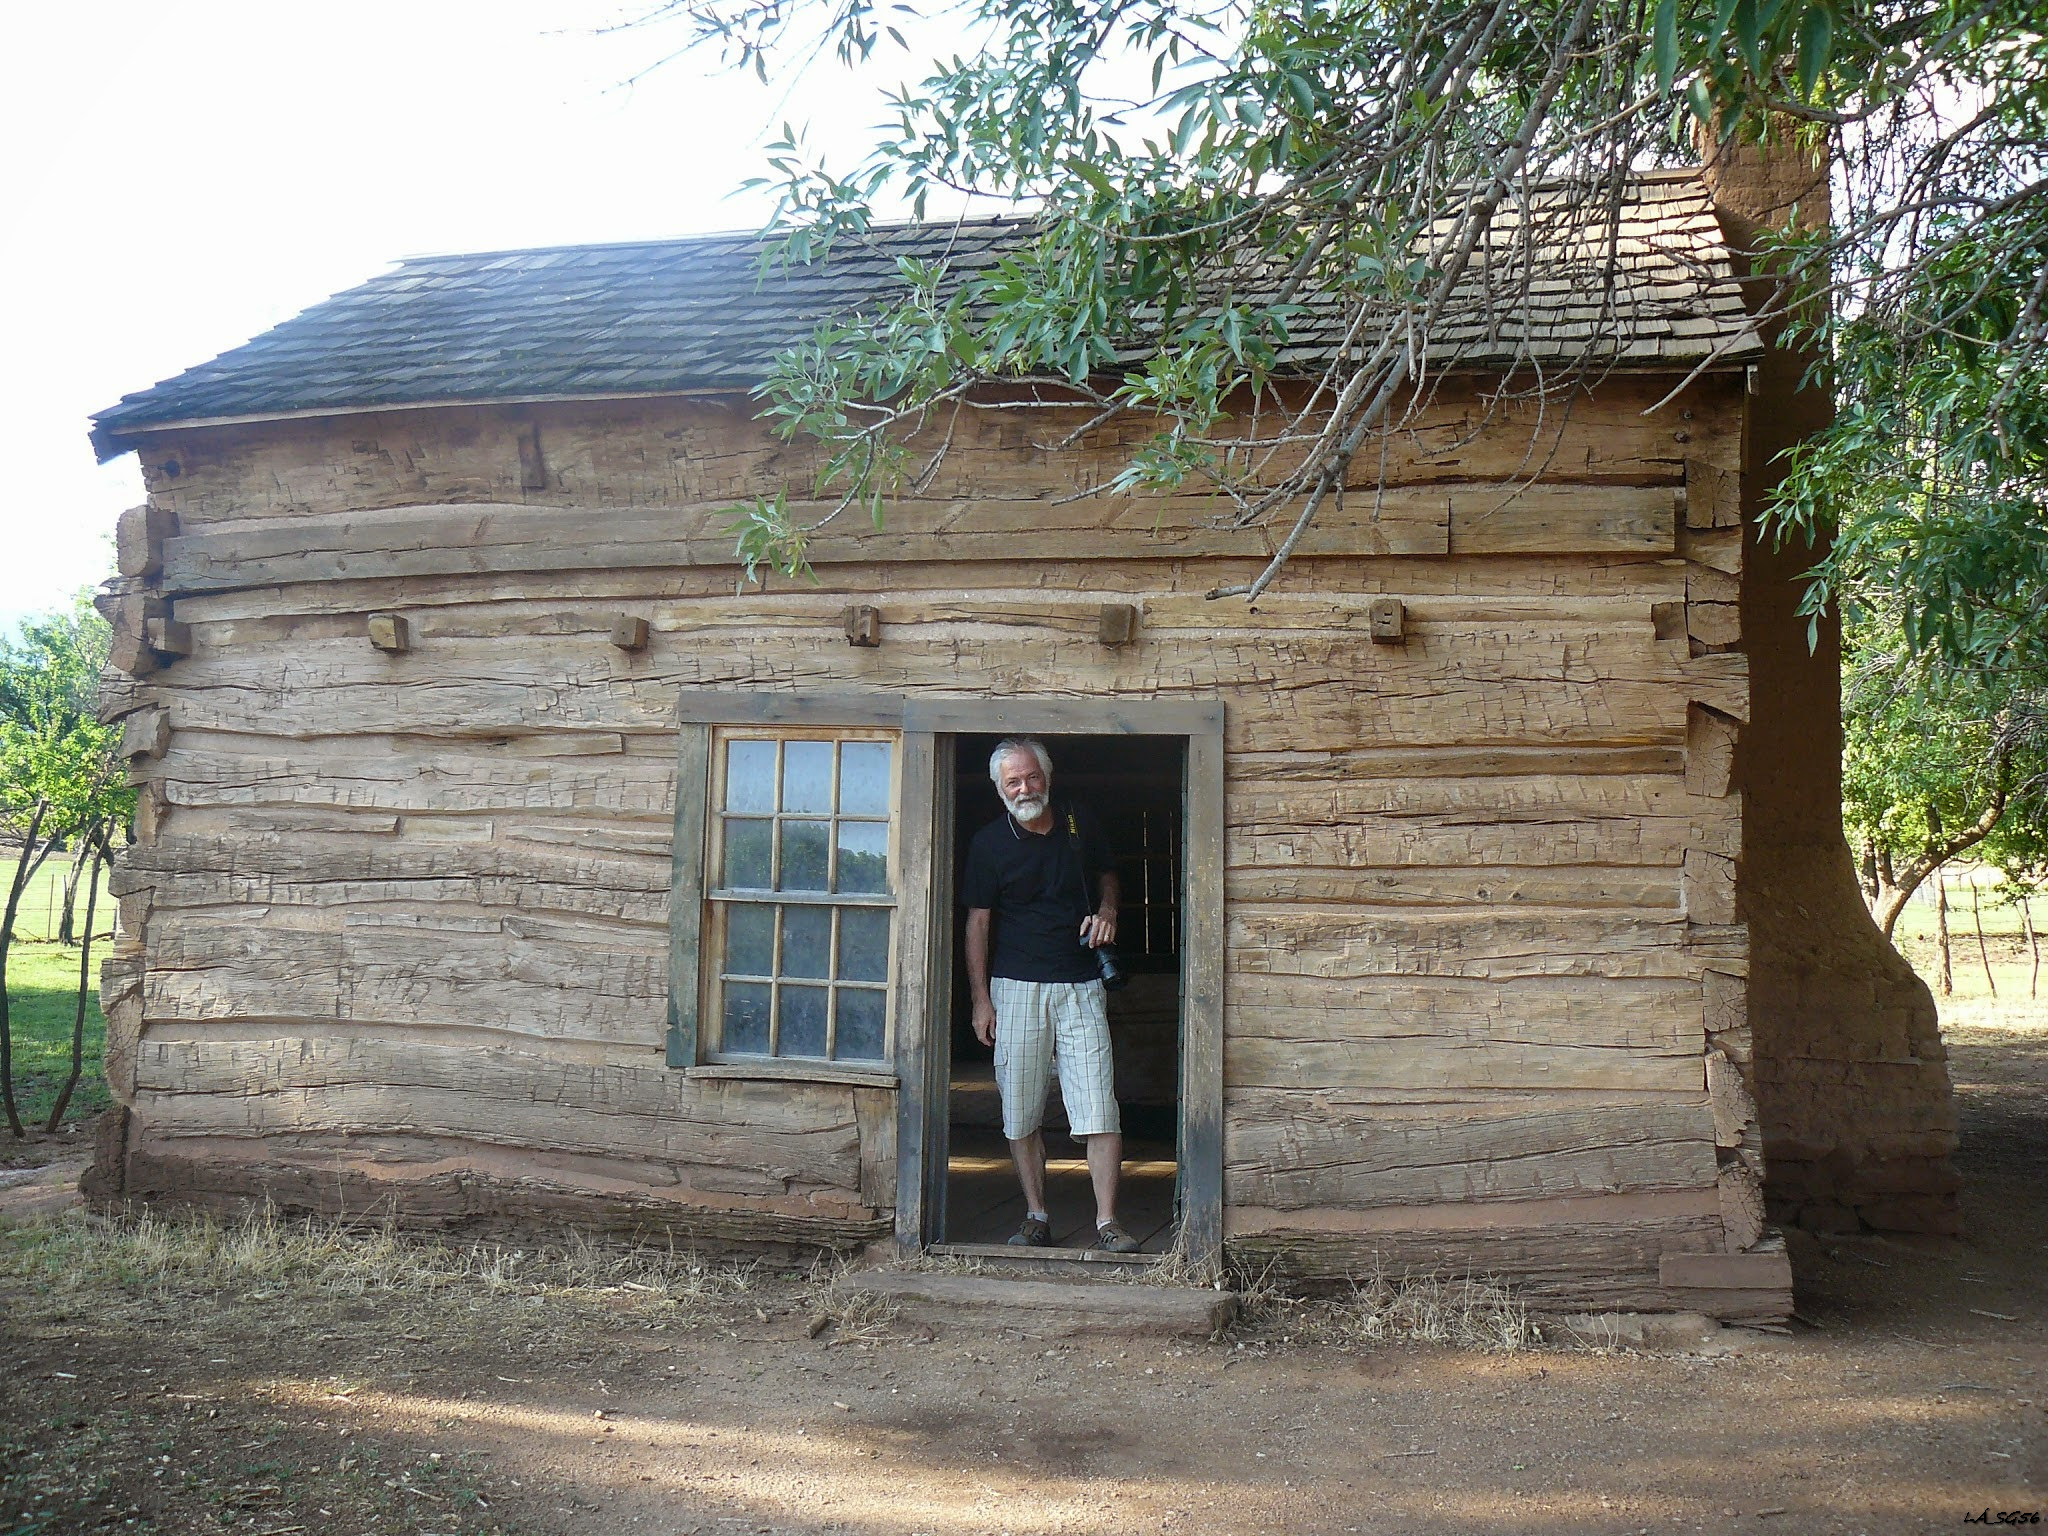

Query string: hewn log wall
[94,371,1787,1313]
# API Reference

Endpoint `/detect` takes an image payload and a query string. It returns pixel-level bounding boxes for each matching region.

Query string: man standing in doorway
[963,737,1140,1253]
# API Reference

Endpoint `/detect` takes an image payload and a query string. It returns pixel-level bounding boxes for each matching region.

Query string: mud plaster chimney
[1702,127,1961,1235]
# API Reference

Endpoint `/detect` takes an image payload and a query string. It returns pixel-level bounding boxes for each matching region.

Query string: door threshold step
[845,1270,1237,1339]
[928,1241,1158,1268]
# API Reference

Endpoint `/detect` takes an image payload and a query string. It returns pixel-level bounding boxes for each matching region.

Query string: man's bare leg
[1008,1130,1048,1218]
[1085,1131,1123,1227]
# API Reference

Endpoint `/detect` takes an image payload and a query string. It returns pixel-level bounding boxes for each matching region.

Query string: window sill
[687,1059,899,1089]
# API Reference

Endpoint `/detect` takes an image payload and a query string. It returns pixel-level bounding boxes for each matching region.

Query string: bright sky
[2,0,940,636]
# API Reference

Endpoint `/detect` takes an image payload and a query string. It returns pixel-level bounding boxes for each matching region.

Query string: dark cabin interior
[940,733,1185,1252]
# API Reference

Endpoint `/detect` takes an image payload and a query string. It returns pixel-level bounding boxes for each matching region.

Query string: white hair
[988,736,1053,784]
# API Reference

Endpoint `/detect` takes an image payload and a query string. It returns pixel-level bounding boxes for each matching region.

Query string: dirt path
[4,1018,2043,1536]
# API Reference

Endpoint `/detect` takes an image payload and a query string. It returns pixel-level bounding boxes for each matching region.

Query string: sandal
[1008,1215,1052,1247]
[1093,1220,1141,1254]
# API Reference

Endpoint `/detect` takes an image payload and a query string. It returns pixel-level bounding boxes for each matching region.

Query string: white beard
[1003,790,1050,823]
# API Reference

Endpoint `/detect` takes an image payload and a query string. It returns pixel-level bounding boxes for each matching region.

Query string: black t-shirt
[961,800,1114,983]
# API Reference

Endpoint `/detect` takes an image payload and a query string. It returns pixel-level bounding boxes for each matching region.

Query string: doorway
[935,733,1186,1253]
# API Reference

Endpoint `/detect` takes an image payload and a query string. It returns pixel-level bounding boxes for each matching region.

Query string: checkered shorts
[990,977,1120,1140]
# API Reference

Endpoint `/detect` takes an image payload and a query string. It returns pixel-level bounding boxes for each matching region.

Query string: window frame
[701,726,901,1067]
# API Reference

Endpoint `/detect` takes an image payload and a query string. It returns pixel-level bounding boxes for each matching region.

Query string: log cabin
[82,154,1960,1322]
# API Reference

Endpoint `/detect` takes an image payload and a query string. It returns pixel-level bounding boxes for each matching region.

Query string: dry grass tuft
[0,1204,759,1318]
[1234,1264,1536,1353]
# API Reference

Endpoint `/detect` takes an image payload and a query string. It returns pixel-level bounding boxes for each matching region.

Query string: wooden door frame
[667,691,1225,1271]
[892,698,1226,1270]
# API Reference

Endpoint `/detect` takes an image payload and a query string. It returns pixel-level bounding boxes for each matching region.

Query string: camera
[1093,942,1129,992]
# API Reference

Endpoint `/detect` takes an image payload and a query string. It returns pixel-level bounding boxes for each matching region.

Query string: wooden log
[147,744,675,817]
[1226,908,1741,982]
[171,562,1695,627]
[1686,704,1740,798]
[1229,744,1686,781]
[1227,864,1678,909]
[1679,525,1742,575]
[1702,967,1749,1063]
[138,375,1739,530]
[108,592,167,678]
[1450,485,1677,555]
[1717,1159,1766,1251]
[1683,849,1739,924]
[140,915,667,1044]
[1658,1246,1792,1293]
[854,1084,898,1209]
[131,1033,868,1193]
[1224,972,1706,1054]
[117,846,671,929]
[116,503,177,579]
[1223,1098,1719,1208]
[146,619,194,658]
[118,1142,889,1254]
[1683,456,1741,530]
[1229,770,1738,868]
[1225,1034,1703,1094]
[134,625,1745,753]
[1224,1211,1724,1309]
[1686,601,1740,648]
[120,707,172,761]
[1706,1047,1760,1148]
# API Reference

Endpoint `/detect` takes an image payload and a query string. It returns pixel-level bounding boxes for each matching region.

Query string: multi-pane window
[706,731,896,1063]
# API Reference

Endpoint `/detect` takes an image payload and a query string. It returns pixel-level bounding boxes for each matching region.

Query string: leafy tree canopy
[654,0,2044,638]
[1843,609,2048,933]
[0,594,133,841]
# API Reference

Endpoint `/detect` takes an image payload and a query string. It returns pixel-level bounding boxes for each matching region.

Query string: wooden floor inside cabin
[940,1123,1178,1254]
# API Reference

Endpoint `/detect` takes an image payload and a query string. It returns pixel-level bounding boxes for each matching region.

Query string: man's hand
[1080,907,1118,948]
[972,997,998,1048]
[966,908,996,1045]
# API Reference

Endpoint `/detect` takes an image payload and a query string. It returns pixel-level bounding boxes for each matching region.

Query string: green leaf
[1653,0,1680,92]
[1796,4,1832,94]
[1732,0,1762,73]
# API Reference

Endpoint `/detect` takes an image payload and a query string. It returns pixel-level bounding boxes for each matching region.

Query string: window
[704,730,897,1063]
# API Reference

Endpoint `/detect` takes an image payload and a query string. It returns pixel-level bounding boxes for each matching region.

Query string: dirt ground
[3,1014,2044,1536]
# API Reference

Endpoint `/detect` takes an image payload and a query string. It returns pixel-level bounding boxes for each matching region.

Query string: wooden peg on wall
[1097,603,1140,647]
[842,605,881,647]
[1368,597,1405,643]
[610,614,651,651]
[367,612,412,653]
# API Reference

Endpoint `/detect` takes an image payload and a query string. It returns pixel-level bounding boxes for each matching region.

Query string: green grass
[1,941,108,1131]
[3,854,115,945]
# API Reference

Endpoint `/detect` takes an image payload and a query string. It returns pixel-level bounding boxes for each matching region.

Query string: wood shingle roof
[91,170,1759,459]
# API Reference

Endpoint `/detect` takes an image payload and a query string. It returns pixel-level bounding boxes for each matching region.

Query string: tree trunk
[45,830,105,1132]
[1934,865,1953,998]
[2022,894,2040,1001]
[1970,878,1997,997]
[56,836,90,947]
[1859,840,1880,904]
[1,800,56,1138]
